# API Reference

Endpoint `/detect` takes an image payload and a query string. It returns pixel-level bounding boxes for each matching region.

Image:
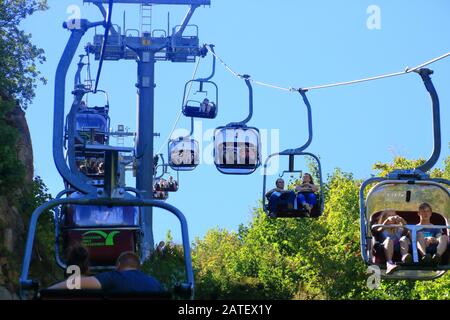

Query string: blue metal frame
[84,0,210,5]
[20,196,195,299]
[54,20,105,194]
[415,69,441,173]
[54,189,146,270]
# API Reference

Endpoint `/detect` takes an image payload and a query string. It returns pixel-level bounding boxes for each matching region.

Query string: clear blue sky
[22,0,450,244]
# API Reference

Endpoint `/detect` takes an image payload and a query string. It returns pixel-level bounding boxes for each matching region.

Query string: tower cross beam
[84,0,210,5]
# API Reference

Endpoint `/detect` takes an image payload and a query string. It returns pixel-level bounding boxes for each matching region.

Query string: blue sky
[22,0,450,244]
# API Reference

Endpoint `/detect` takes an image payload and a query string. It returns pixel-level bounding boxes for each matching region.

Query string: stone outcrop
[0,105,34,299]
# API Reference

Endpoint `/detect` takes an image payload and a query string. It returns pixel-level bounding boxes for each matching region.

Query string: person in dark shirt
[50,251,164,293]
[265,178,296,212]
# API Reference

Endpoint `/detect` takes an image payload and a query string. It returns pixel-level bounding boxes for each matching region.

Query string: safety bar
[371,224,450,263]
[20,196,195,299]
[359,177,386,263]
[262,151,324,216]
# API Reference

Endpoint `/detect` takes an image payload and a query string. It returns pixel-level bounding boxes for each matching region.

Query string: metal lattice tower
[140,3,153,35]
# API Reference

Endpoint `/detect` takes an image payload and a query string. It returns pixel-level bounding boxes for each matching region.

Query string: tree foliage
[189,155,450,299]
[0,0,48,108]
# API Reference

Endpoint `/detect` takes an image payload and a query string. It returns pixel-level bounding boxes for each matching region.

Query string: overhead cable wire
[93,0,113,93]
[207,46,450,92]
[156,56,202,155]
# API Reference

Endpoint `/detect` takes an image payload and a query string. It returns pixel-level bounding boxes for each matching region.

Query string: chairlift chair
[262,90,324,218]
[360,69,450,280]
[213,75,261,174]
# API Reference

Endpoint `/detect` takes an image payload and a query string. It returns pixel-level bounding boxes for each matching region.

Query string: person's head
[203,98,209,103]
[116,251,141,271]
[66,245,90,275]
[275,178,285,189]
[80,101,87,109]
[378,210,397,225]
[302,173,314,184]
[169,176,173,182]
[418,202,433,221]
[384,215,404,226]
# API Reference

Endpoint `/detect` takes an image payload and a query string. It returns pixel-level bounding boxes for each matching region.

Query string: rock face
[0,105,34,299]
[5,106,34,182]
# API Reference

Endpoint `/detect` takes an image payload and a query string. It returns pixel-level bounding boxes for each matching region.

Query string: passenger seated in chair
[375,210,412,275]
[50,251,164,293]
[97,162,105,175]
[265,178,296,212]
[65,245,90,278]
[171,149,186,166]
[200,98,215,114]
[79,101,88,110]
[295,173,318,214]
[158,178,168,191]
[416,202,448,265]
[238,144,257,165]
[168,176,178,191]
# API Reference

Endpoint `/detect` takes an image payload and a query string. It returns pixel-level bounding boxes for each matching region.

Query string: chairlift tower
[84,0,210,257]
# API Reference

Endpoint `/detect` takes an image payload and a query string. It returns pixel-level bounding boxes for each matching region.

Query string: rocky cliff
[0,105,34,300]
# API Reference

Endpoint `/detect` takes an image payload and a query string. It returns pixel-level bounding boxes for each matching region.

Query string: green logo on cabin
[81,230,120,247]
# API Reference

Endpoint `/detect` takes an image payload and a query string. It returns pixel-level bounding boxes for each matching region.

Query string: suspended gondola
[213,75,262,174]
[168,117,200,171]
[262,89,324,218]
[182,45,218,119]
[360,69,450,280]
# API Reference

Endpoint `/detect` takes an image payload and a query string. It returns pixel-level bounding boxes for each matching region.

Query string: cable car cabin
[168,138,199,171]
[60,196,141,268]
[154,177,179,192]
[214,126,261,174]
[361,180,450,280]
[71,107,110,178]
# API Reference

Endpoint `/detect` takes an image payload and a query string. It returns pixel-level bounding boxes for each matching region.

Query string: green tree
[190,154,450,300]
[0,0,48,108]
